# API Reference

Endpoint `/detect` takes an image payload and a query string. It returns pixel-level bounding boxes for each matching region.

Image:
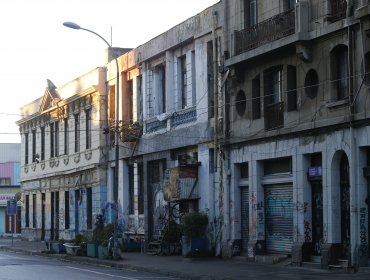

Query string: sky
[0,0,219,143]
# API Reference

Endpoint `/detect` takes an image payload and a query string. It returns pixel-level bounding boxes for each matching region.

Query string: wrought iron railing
[265,101,284,130]
[329,0,347,22]
[235,9,295,55]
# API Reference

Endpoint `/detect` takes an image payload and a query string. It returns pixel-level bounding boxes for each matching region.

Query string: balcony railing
[265,101,284,130]
[171,106,196,127]
[145,118,167,133]
[235,9,295,55]
[329,0,347,22]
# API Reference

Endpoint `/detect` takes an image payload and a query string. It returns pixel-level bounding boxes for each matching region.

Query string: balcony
[265,101,284,130]
[234,9,295,56]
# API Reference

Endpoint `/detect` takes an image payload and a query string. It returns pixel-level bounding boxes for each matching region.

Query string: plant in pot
[87,214,105,257]
[162,220,182,255]
[97,224,114,259]
[181,212,209,257]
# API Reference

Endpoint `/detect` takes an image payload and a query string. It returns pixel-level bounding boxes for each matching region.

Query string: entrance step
[302,261,321,269]
[255,254,289,265]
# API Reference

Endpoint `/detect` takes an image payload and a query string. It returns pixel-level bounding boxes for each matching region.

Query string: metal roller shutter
[265,184,293,254]
[241,187,249,255]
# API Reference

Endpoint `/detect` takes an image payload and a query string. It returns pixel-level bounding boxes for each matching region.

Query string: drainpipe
[212,10,219,254]
[348,23,358,269]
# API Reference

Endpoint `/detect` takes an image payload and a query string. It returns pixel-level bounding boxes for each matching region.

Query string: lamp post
[63,21,120,259]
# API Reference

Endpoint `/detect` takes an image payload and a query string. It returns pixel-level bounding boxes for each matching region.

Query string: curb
[0,246,212,280]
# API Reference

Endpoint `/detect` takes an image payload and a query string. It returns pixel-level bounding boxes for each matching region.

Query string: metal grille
[265,184,293,254]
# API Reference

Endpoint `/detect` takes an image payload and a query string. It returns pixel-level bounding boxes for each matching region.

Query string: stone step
[302,261,321,269]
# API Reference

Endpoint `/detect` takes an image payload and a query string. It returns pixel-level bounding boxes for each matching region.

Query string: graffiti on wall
[304,220,312,242]
[359,207,368,257]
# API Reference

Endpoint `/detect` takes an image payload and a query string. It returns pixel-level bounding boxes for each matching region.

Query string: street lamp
[63,21,120,259]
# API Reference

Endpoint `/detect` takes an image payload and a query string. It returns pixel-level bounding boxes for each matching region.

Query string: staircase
[146,226,164,255]
[328,259,352,272]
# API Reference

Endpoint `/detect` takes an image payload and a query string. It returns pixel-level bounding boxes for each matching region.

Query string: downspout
[212,9,218,232]
[222,0,232,254]
[348,22,358,269]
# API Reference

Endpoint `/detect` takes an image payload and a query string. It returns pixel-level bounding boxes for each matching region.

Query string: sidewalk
[0,237,368,280]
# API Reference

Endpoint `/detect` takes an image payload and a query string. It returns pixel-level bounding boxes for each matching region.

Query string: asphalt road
[0,251,181,280]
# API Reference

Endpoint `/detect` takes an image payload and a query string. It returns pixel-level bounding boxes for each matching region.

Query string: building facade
[222,0,370,269]
[0,144,21,235]
[17,70,110,241]
[107,3,224,253]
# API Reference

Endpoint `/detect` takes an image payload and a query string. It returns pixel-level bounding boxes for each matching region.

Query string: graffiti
[59,208,64,226]
[304,220,312,242]
[265,196,293,218]
[313,193,323,210]
[323,223,328,244]
[359,207,368,257]
[314,238,323,255]
[295,202,308,214]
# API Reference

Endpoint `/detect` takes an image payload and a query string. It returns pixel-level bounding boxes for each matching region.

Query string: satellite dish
[14,192,22,201]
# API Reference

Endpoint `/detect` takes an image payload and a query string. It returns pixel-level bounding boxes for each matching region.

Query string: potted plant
[97,224,114,259]
[181,212,209,257]
[64,234,88,256]
[87,214,104,257]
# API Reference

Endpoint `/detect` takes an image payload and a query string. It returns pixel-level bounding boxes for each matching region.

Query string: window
[85,109,91,150]
[287,65,297,111]
[363,52,370,86]
[25,195,29,227]
[240,162,249,178]
[286,0,296,10]
[41,127,45,160]
[244,0,257,28]
[55,121,59,157]
[86,188,92,229]
[50,122,59,158]
[265,68,283,104]
[330,45,348,101]
[154,65,166,115]
[138,163,144,215]
[180,55,187,109]
[74,114,80,153]
[65,191,70,230]
[128,79,134,122]
[25,132,29,164]
[136,76,143,121]
[252,75,261,119]
[32,129,36,163]
[0,178,11,185]
[128,165,135,215]
[235,90,246,117]
[32,194,36,228]
[64,119,69,155]
[207,41,214,119]
[264,66,284,130]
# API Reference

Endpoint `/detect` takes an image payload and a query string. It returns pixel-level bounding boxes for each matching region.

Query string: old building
[17,70,109,241]
[0,143,21,236]
[222,0,370,269]
[109,2,224,253]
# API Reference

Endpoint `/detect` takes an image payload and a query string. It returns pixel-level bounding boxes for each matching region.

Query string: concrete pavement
[0,237,369,280]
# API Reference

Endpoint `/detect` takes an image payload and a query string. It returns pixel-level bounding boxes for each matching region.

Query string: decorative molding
[54,159,59,167]
[24,166,28,173]
[85,150,92,160]
[41,162,45,170]
[49,159,55,168]
[74,153,81,163]
[31,163,36,171]
[63,157,69,165]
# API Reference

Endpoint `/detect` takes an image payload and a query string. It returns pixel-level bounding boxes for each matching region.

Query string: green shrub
[181,212,208,239]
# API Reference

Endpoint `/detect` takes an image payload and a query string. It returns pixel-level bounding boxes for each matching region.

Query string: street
[0,251,180,280]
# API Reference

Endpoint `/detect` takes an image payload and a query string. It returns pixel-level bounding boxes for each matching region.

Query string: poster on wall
[0,187,20,207]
